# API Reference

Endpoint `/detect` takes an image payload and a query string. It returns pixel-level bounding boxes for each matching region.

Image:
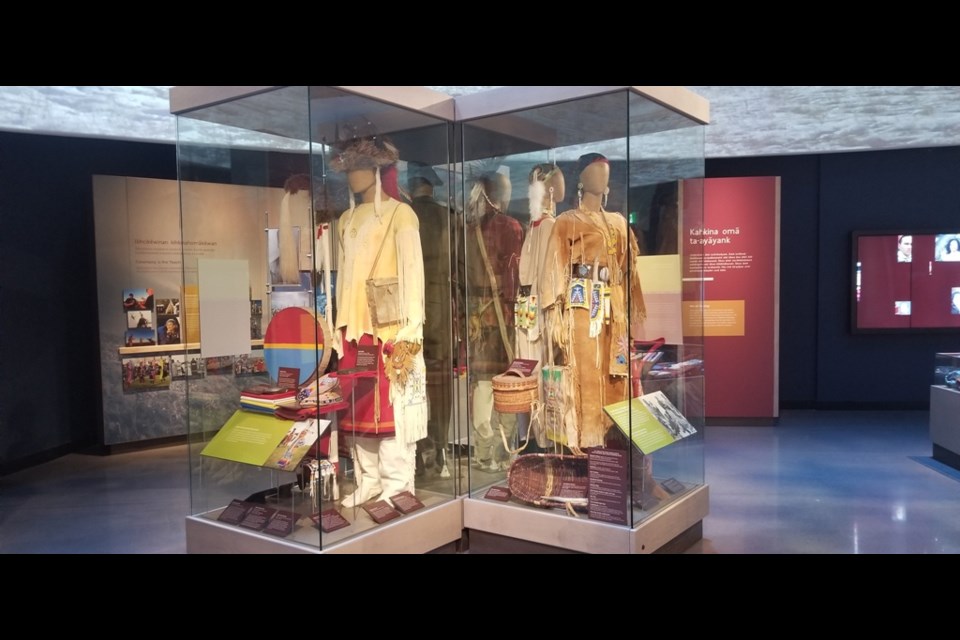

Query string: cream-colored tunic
[517,216,556,354]
[336,197,427,444]
[336,198,425,346]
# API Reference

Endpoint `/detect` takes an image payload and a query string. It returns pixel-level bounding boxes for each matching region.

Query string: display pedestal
[463,484,708,554]
[186,497,463,555]
[930,385,960,471]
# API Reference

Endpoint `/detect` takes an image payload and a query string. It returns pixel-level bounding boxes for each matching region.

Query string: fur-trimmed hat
[330,136,400,173]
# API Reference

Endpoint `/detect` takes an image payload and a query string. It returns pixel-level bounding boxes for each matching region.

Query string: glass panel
[460,88,706,533]
[178,86,319,547]
[178,86,456,552]
[628,91,706,527]
[304,87,456,546]
[462,91,630,500]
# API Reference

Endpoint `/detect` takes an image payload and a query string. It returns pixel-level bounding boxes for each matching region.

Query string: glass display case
[934,352,960,389]
[172,86,462,553]
[931,352,960,471]
[456,87,709,553]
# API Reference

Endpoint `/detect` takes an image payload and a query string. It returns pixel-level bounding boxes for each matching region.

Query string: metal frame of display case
[170,85,711,554]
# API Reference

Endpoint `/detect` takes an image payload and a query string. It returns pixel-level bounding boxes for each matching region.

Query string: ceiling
[2,85,959,158]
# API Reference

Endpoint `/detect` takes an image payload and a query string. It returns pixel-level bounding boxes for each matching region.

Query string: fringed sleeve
[390,208,428,445]
[539,214,571,311]
[393,212,425,345]
[628,226,647,337]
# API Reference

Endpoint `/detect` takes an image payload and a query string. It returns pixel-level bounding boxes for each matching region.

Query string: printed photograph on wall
[186,356,206,378]
[251,299,263,339]
[952,287,960,315]
[170,354,191,380]
[124,327,156,347]
[122,287,154,311]
[157,316,181,345]
[126,310,153,330]
[270,290,312,315]
[205,356,234,376]
[234,352,267,376]
[121,356,172,391]
[156,298,180,316]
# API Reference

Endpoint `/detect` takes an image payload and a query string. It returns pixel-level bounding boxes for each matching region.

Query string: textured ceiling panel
[2,86,959,158]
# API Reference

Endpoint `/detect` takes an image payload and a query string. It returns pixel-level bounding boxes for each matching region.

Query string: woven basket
[492,367,538,414]
[507,454,589,510]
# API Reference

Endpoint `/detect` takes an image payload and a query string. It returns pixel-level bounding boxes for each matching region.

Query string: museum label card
[312,509,351,533]
[587,448,628,525]
[356,344,378,372]
[362,500,401,525]
[238,505,276,531]
[277,367,300,389]
[484,486,512,502]
[505,359,538,377]
[604,391,697,455]
[390,491,424,514]
[217,499,253,525]
[262,509,298,538]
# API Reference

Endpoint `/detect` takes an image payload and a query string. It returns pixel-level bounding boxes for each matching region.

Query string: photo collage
[119,288,291,392]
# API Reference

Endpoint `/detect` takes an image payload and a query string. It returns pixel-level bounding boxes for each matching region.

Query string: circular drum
[263,307,331,387]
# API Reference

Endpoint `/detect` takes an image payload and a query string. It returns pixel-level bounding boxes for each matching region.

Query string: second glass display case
[457,87,708,551]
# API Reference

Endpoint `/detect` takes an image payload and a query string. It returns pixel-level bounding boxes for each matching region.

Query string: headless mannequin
[338,167,426,508]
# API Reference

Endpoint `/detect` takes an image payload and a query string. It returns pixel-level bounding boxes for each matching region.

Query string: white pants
[343,436,417,507]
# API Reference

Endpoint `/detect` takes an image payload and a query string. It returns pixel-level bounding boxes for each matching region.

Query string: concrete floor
[2,410,958,554]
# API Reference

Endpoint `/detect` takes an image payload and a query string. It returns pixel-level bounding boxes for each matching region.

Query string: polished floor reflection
[690,410,960,554]
[0,446,189,554]
[1,410,957,553]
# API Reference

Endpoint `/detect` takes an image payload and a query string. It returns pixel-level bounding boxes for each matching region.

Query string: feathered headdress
[329,136,400,173]
[528,164,559,223]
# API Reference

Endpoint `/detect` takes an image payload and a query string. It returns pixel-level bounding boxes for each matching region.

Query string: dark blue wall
[708,147,960,408]
[0,132,176,474]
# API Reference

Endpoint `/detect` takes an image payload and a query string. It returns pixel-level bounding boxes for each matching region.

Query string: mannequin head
[330,134,400,214]
[479,172,512,212]
[407,162,443,199]
[347,168,379,202]
[577,153,610,196]
[528,163,566,221]
[467,171,512,222]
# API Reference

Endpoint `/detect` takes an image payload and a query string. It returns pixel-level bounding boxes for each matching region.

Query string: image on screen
[853,231,960,331]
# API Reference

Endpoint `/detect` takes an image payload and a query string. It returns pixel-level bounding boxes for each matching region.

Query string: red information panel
[684,177,780,419]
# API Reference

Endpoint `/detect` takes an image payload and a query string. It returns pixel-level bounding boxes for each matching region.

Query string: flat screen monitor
[853,231,960,332]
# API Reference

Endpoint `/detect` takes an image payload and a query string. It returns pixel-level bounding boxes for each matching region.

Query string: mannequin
[331,136,428,507]
[540,154,646,451]
[465,172,523,471]
[515,163,565,448]
[408,162,452,478]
